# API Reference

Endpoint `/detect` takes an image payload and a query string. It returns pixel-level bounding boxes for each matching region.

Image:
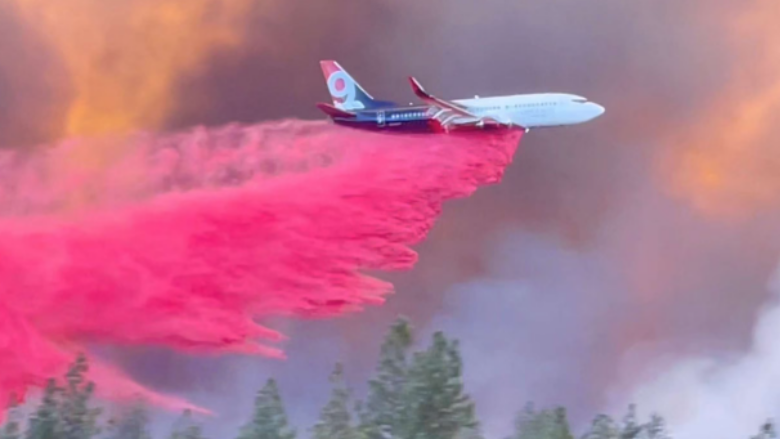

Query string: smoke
[0,1,67,147]
[8,0,256,139]
[0,119,521,420]
[663,0,780,218]
[2,0,780,436]
[610,262,780,439]
[424,231,623,438]
[421,169,780,436]
[392,1,780,435]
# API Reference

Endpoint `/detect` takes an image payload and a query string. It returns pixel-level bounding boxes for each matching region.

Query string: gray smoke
[423,169,780,437]
[112,0,780,436]
[608,262,780,439]
[3,0,780,437]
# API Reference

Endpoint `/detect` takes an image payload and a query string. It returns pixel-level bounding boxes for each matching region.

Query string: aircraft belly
[333,118,436,133]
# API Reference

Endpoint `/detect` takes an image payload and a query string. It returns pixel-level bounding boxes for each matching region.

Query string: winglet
[408,76,431,99]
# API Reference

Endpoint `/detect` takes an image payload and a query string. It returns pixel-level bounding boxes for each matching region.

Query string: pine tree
[455,426,484,439]
[751,420,777,439]
[1,396,22,439]
[511,403,539,439]
[619,405,641,439]
[312,364,358,439]
[169,410,208,439]
[550,408,574,439]
[511,403,573,439]
[104,401,152,439]
[358,317,413,439]
[58,353,102,439]
[642,414,670,439]
[581,414,619,439]
[25,379,60,439]
[0,414,20,439]
[236,379,295,439]
[401,332,479,439]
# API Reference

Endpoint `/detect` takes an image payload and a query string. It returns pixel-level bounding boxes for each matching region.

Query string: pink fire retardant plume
[0,120,522,419]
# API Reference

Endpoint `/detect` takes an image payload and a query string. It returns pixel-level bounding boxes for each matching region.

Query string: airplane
[316,60,605,134]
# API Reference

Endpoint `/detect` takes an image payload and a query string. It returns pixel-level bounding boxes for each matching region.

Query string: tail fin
[319,60,398,111]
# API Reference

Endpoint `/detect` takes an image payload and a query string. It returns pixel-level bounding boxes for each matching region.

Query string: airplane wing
[408,77,523,131]
[409,77,476,118]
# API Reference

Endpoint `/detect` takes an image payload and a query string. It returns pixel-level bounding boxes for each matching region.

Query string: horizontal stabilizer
[316,102,356,118]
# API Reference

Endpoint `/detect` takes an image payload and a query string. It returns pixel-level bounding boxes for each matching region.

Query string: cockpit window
[573,98,588,103]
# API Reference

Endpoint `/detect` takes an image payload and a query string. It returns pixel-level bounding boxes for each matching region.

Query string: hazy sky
[2,1,780,438]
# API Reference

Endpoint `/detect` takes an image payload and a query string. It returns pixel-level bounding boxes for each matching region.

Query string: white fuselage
[452,93,605,128]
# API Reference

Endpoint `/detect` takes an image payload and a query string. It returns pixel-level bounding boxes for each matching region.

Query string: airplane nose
[591,103,605,116]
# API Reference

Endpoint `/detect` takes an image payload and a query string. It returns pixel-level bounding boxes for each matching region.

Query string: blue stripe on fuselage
[328,106,436,133]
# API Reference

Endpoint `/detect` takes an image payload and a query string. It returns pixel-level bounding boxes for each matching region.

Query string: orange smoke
[11,0,253,139]
[7,0,256,209]
[664,0,780,218]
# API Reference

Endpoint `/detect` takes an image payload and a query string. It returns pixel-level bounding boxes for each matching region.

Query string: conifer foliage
[357,318,480,439]
[1,399,22,439]
[750,421,777,439]
[0,321,772,439]
[358,317,413,439]
[401,332,479,439]
[24,379,60,439]
[105,401,152,439]
[511,404,573,439]
[312,364,358,439]
[169,410,208,439]
[24,353,100,439]
[58,354,101,439]
[237,379,295,439]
